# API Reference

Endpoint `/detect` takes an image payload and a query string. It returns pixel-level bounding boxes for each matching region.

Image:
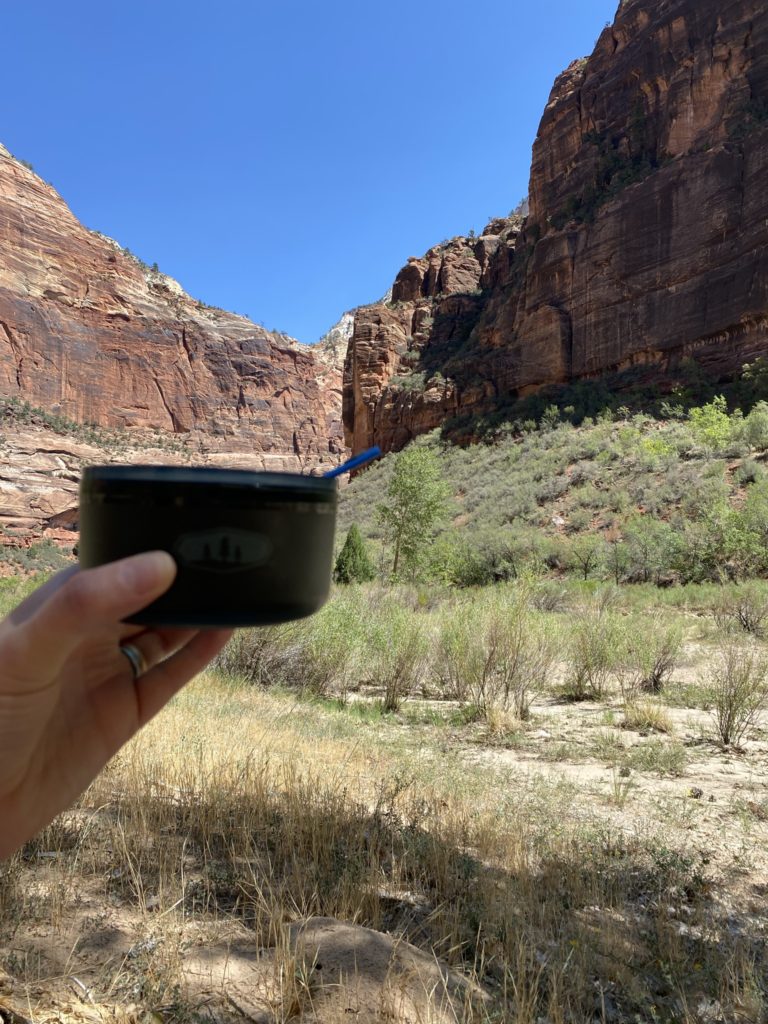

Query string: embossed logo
[174,528,272,572]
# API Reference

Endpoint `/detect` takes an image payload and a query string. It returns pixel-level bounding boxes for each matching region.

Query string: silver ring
[119,642,147,680]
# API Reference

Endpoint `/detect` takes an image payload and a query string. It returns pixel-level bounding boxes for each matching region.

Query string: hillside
[339,386,768,587]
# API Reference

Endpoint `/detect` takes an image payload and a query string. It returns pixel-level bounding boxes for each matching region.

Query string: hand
[0,551,232,859]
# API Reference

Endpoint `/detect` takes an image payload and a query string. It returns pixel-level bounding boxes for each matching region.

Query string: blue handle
[324,446,382,478]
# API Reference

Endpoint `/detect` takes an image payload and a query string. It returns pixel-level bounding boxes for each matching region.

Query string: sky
[1,1,618,345]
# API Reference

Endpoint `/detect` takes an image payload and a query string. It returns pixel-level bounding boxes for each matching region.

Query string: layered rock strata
[344,0,768,453]
[0,145,345,473]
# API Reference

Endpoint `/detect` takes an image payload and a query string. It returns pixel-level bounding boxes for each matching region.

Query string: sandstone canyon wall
[344,0,768,454]
[0,144,345,474]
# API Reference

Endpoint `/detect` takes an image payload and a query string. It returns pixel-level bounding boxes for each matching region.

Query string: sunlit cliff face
[0,148,345,469]
[343,0,768,454]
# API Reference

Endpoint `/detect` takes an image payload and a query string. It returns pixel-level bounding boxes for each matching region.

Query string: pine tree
[333,523,376,584]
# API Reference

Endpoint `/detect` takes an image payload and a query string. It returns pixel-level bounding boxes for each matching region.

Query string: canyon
[2,0,768,542]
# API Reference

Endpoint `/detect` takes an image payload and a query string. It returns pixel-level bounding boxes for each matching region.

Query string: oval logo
[174,527,272,573]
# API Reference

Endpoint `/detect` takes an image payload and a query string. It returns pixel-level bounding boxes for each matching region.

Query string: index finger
[3,552,176,685]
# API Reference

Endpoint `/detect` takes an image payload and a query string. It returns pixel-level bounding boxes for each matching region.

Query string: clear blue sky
[2,1,617,344]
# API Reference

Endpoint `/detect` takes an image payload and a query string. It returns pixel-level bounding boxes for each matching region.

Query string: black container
[78,465,337,627]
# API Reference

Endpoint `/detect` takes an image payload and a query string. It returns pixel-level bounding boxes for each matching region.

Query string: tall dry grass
[3,671,766,1022]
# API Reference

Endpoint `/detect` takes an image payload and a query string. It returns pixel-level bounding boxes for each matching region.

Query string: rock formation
[0,144,345,474]
[0,415,332,553]
[344,0,768,453]
[342,223,520,454]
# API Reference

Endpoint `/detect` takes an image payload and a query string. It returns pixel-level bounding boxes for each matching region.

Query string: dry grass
[2,663,768,1023]
[621,699,674,734]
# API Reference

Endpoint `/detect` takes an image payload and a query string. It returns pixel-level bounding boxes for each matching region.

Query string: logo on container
[174,528,272,572]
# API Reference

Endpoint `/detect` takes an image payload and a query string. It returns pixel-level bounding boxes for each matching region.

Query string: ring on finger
[119,641,148,680]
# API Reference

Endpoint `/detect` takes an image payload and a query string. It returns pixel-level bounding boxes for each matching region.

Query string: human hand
[0,551,232,859]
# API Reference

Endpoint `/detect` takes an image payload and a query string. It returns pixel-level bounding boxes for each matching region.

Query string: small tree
[605,535,631,585]
[624,516,677,583]
[688,395,737,453]
[376,446,450,579]
[744,400,768,451]
[567,534,605,581]
[333,524,375,584]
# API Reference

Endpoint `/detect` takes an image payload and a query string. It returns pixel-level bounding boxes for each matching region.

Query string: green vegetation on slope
[339,395,768,587]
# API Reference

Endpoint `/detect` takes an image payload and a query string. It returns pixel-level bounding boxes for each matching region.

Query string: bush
[213,625,299,686]
[733,459,764,487]
[615,615,681,700]
[333,524,376,584]
[435,528,543,587]
[640,615,683,693]
[529,580,571,613]
[213,589,368,697]
[433,610,476,702]
[368,600,429,712]
[713,582,768,638]
[744,400,768,450]
[433,591,554,719]
[563,605,623,700]
[709,644,768,747]
[688,396,743,455]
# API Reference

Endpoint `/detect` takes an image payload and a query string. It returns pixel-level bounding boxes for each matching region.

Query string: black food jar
[78,465,337,627]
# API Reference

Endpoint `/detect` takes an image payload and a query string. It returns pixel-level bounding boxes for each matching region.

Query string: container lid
[80,464,336,502]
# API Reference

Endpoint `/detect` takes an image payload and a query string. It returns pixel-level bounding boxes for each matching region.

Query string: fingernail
[119,551,176,594]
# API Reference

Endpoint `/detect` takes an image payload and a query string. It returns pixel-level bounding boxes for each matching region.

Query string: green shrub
[688,396,740,454]
[734,459,764,487]
[287,591,370,697]
[434,528,543,587]
[615,613,683,694]
[333,524,376,584]
[712,582,768,638]
[434,591,554,718]
[563,605,624,700]
[529,579,571,613]
[744,401,768,451]
[433,611,471,702]
[709,644,768,747]
[368,599,429,712]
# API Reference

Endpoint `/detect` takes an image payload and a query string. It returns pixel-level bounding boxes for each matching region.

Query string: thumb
[5,551,177,684]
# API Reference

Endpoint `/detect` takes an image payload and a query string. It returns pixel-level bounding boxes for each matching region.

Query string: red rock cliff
[0,145,345,473]
[344,0,768,453]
